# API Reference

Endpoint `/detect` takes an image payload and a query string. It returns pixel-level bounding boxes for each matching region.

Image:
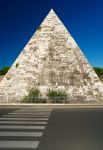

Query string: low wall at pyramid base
[0,97,103,104]
[0,85,103,104]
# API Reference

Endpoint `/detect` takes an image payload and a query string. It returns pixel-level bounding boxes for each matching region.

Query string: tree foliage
[93,67,103,76]
[0,66,10,76]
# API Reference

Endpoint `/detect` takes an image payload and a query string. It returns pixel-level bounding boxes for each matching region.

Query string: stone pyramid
[0,9,103,103]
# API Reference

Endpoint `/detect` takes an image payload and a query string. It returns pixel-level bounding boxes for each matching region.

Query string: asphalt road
[0,106,103,150]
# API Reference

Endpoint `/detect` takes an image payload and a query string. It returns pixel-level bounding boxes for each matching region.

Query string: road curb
[0,103,103,108]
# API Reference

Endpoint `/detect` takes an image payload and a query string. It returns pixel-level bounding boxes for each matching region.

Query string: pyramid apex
[49,9,56,14]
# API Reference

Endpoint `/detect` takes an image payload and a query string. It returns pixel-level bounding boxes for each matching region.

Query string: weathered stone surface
[0,9,103,103]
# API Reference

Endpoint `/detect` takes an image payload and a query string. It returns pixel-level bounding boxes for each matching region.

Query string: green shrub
[47,89,68,103]
[21,88,47,103]
[21,88,40,103]
[0,66,10,76]
[37,26,41,30]
[7,77,11,80]
[38,98,47,103]
[16,63,19,68]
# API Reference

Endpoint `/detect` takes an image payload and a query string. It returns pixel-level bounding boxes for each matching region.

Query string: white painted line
[0,141,39,148]
[0,121,47,124]
[15,109,52,110]
[0,118,48,121]
[3,115,50,118]
[0,125,45,129]
[13,111,52,114]
[0,132,43,137]
[8,112,51,115]
[16,109,52,110]
[12,114,51,116]
[14,110,52,112]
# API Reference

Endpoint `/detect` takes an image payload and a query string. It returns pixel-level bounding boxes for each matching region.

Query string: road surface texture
[0,106,103,150]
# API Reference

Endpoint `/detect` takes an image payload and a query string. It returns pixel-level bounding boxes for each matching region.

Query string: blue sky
[0,0,103,69]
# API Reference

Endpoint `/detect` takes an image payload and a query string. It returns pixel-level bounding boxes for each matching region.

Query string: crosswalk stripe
[0,132,43,137]
[0,121,47,124]
[0,125,45,129]
[14,110,51,113]
[14,111,52,113]
[3,115,50,118]
[15,109,52,111]
[8,112,51,115]
[0,141,39,148]
[0,118,48,121]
